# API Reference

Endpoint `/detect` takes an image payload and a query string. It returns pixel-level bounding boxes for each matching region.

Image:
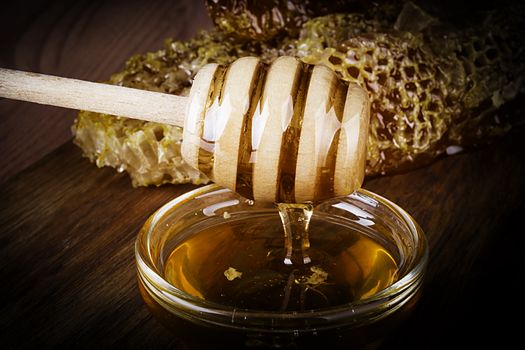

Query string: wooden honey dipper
[0,56,370,203]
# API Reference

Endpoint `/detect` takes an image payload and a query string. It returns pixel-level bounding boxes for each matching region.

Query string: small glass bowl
[135,184,428,349]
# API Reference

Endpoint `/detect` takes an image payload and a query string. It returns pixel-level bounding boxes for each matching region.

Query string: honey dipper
[0,56,370,203]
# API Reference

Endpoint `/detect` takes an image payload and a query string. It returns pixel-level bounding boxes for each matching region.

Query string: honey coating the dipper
[182,56,370,203]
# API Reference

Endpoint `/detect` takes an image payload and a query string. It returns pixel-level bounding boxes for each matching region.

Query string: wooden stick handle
[0,68,187,126]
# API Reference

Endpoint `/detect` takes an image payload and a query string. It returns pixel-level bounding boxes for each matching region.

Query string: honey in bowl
[163,211,398,311]
[136,185,427,349]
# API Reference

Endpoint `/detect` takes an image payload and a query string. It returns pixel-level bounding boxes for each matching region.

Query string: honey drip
[278,203,313,266]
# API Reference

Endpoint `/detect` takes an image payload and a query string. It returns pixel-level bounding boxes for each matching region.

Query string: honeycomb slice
[73,112,207,187]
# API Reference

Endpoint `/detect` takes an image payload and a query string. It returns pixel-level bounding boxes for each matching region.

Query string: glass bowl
[135,184,428,349]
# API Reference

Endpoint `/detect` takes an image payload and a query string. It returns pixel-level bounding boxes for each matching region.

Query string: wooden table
[1,1,524,349]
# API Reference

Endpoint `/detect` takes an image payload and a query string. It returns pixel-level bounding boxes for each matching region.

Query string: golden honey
[162,210,398,311]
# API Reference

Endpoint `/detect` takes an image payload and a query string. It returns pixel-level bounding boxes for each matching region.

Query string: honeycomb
[72,2,524,186]
[289,6,524,174]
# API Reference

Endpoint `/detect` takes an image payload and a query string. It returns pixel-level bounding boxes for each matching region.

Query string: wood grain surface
[1,1,525,349]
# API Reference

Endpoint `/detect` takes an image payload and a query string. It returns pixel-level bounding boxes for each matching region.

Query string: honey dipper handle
[0,68,187,126]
